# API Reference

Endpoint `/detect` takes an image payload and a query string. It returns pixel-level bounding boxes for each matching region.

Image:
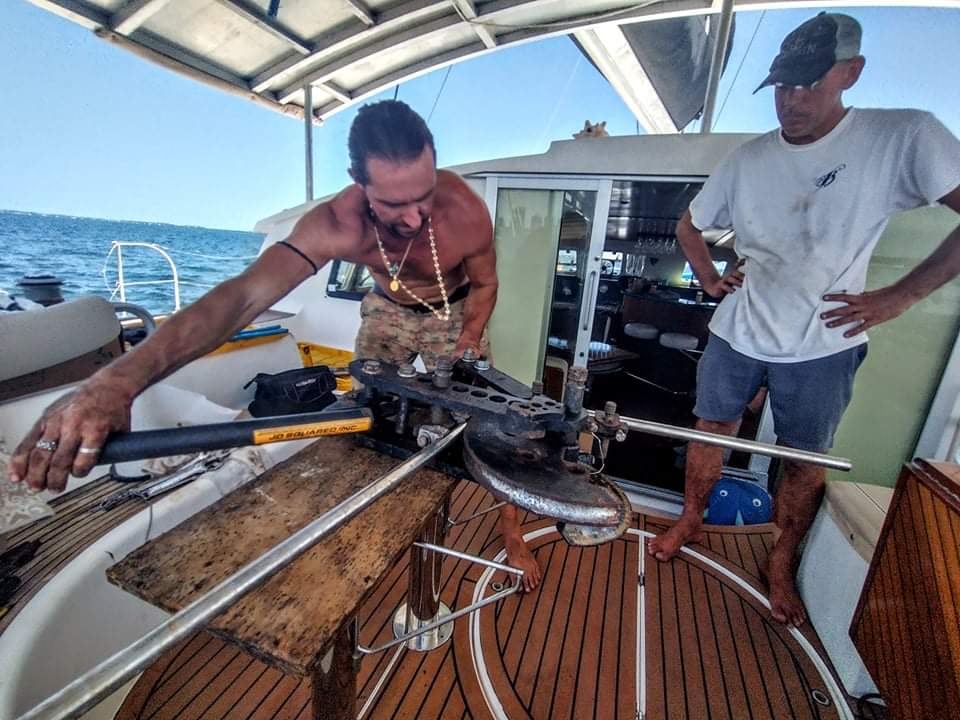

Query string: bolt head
[397,363,417,378]
[604,401,618,415]
[615,429,628,442]
[461,347,477,362]
[475,359,491,371]
[361,359,381,375]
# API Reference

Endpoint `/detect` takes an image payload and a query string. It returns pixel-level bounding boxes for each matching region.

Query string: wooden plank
[599,536,630,720]
[687,561,733,720]
[659,557,687,717]
[722,585,775,719]
[852,461,960,720]
[674,560,711,720]
[912,483,960,710]
[107,436,457,675]
[703,572,752,719]
[617,535,638,720]
[570,542,612,719]
[518,549,583,718]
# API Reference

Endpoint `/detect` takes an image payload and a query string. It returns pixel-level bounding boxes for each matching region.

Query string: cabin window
[326,259,374,301]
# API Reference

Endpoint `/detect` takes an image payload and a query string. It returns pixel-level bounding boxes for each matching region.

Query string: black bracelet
[277,240,319,275]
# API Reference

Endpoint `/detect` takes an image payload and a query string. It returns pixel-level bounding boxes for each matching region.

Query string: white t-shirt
[690,108,960,362]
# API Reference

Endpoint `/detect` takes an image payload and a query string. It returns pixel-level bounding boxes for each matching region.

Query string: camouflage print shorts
[354,291,488,371]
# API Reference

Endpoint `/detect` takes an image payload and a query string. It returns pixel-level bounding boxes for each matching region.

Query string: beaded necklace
[373,216,450,321]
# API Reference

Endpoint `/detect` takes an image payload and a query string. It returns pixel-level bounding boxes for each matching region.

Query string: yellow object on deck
[208,332,287,356]
[298,342,354,392]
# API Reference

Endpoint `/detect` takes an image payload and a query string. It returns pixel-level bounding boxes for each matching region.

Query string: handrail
[101,242,182,312]
[17,423,467,720]
[589,410,852,471]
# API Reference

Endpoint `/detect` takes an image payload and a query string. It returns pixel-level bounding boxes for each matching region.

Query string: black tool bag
[244,366,337,417]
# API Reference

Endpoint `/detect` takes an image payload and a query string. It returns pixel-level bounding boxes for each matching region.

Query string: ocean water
[0,210,264,315]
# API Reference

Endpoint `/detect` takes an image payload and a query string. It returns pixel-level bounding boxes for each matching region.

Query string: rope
[536,54,582,148]
[427,65,453,123]
[715,11,766,126]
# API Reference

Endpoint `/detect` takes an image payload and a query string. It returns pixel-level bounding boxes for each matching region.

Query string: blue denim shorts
[694,334,868,452]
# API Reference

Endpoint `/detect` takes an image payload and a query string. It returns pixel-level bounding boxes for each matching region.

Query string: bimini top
[29,0,784,132]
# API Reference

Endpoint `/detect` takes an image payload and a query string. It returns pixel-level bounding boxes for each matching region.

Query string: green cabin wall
[830,206,960,487]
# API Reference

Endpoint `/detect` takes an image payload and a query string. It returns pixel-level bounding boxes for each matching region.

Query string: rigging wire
[536,54,582,148]
[715,10,766,126]
[427,65,453,123]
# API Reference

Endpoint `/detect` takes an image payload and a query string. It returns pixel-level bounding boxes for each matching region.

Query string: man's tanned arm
[822,186,960,335]
[8,206,339,491]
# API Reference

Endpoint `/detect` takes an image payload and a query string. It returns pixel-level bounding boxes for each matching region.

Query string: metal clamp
[355,542,523,656]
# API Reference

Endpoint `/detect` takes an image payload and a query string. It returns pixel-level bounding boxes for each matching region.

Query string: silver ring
[35,439,58,452]
[78,446,101,455]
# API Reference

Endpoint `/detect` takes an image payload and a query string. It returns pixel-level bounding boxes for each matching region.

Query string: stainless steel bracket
[354,542,523,656]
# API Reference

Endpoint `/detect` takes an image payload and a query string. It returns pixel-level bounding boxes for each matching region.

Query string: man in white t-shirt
[647,12,960,626]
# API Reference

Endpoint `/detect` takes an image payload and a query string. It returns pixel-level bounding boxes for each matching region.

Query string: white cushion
[0,296,120,382]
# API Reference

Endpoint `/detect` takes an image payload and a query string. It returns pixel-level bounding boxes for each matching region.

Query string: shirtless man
[7,100,542,591]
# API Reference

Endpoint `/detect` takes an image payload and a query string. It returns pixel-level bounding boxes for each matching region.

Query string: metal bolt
[433,357,453,389]
[397,363,417,378]
[361,359,381,375]
[475,359,490,371]
[461,347,477,363]
[569,366,588,385]
[531,381,544,396]
[615,429,628,442]
[604,401,618,415]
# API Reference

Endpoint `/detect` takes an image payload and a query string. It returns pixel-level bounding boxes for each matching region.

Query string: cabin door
[481,177,612,387]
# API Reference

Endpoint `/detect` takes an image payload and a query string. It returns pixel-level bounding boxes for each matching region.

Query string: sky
[0,2,958,231]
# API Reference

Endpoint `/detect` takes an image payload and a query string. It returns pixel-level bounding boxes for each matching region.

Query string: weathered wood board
[108,436,457,675]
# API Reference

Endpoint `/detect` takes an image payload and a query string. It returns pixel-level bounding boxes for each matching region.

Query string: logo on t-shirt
[814,163,847,189]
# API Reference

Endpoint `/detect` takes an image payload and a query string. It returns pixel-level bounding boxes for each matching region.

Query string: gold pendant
[390,279,399,292]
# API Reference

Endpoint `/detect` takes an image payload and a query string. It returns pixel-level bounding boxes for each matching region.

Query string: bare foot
[505,532,541,592]
[647,514,703,562]
[763,547,806,626]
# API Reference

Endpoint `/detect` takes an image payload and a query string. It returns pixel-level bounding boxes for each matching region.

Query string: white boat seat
[623,322,659,340]
[0,296,122,399]
[821,480,893,563]
[659,332,699,351]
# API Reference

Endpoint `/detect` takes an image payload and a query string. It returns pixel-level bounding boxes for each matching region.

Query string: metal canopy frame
[31,0,954,131]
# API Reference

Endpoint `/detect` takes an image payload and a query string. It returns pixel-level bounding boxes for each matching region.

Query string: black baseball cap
[754,12,862,93]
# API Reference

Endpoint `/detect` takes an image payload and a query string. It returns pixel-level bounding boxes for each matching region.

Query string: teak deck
[113,480,848,720]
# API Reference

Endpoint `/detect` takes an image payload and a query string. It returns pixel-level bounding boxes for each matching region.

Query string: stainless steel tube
[699,0,735,133]
[17,423,466,720]
[587,411,852,472]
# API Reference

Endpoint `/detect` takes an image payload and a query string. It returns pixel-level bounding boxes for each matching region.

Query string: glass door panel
[486,179,611,386]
